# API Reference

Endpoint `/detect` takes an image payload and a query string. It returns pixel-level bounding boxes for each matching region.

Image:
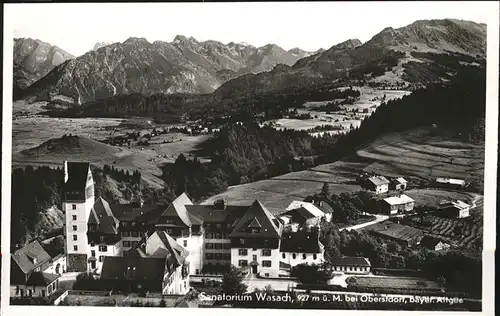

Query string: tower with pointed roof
[62,161,95,272]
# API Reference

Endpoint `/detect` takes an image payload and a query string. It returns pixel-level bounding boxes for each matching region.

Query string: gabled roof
[111,203,166,223]
[100,256,166,281]
[383,194,415,206]
[367,176,390,186]
[11,240,52,274]
[158,193,193,227]
[391,177,408,184]
[280,232,323,253]
[155,230,189,268]
[280,207,317,224]
[367,222,424,242]
[329,256,371,267]
[89,197,119,234]
[439,200,471,210]
[64,162,90,191]
[435,178,466,186]
[26,272,60,286]
[229,200,281,238]
[318,201,334,214]
[286,201,324,217]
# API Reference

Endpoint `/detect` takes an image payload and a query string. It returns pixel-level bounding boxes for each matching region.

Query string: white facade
[231,247,280,278]
[375,184,389,194]
[331,265,370,275]
[43,255,67,275]
[280,251,324,267]
[88,241,122,274]
[64,167,94,257]
[181,234,204,275]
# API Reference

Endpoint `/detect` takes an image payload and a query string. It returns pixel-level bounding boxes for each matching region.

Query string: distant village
[10,161,475,306]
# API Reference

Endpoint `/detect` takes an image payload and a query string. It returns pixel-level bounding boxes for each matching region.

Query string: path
[339,214,389,232]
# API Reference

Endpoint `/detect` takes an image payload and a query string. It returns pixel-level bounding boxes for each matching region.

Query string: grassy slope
[203,126,483,214]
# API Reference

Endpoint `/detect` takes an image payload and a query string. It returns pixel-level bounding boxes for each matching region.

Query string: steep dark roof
[330,256,371,267]
[158,193,193,227]
[280,207,316,224]
[64,162,90,191]
[155,230,189,271]
[26,272,60,286]
[186,205,249,225]
[89,197,119,234]
[318,201,334,214]
[229,200,281,238]
[11,240,52,274]
[279,232,323,253]
[100,256,166,281]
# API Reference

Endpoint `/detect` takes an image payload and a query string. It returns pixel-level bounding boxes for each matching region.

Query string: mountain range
[13,38,74,90]
[16,18,486,106]
[15,36,317,103]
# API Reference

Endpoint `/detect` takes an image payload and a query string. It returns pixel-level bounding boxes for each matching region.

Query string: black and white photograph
[1,1,498,314]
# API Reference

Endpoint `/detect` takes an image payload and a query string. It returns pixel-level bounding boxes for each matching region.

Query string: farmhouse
[366,222,424,247]
[419,235,450,251]
[390,177,408,191]
[434,178,468,190]
[329,256,371,275]
[279,231,324,270]
[361,176,390,194]
[10,240,61,298]
[380,194,415,215]
[280,200,329,227]
[438,200,471,218]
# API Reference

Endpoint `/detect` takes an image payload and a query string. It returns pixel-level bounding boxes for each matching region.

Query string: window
[313,254,317,260]
[292,253,296,259]
[262,260,272,267]
[215,253,222,259]
[206,243,213,249]
[206,253,214,259]
[195,269,200,275]
[122,231,130,237]
[302,253,307,260]
[166,219,174,224]
[91,250,96,257]
[99,245,108,252]
[72,225,77,231]
[251,228,260,234]
[282,253,286,259]
[132,241,138,248]
[131,231,139,237]
[262,249,271,257]
[349,267,353,271]
[183,240,187,247]
[223,253,231,260]
[238,260,248,267]
[265,273,269,277]
[90,242,95,247]
[206,232,213,239]
[240,238,245,245]
[214,244,222,249]
[123,241,131,247]
[238,249,248,256]
[166,229,173,234]
[72,215,77,221]
[73,245,78,251]
[72,204,76,210]
[215,232,222,239]
[73,235,78,241]
[91,261,96,269]
[223,243,231,249]
[99,256,104,262]
[253,255,257,262]
[216,224,222,228]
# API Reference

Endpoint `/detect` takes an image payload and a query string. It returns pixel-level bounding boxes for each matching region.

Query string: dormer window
[251,228,260,234]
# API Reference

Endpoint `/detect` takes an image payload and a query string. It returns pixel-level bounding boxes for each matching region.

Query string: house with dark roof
[419,236,450,251]
[102,230,191,295]
[329,256,371,275]
[10,240,61,298]
[279,231,324,271]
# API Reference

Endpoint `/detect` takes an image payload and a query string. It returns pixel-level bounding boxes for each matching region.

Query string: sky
[7,1,496,57]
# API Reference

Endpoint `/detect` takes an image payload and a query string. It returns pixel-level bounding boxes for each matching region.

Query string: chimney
[64,161,69,183]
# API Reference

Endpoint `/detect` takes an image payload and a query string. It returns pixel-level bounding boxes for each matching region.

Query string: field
[346,276,441,291]
[265,87,410,134]
[402,213,483,251]
[12,101,210,188]
[204,127,484,215]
